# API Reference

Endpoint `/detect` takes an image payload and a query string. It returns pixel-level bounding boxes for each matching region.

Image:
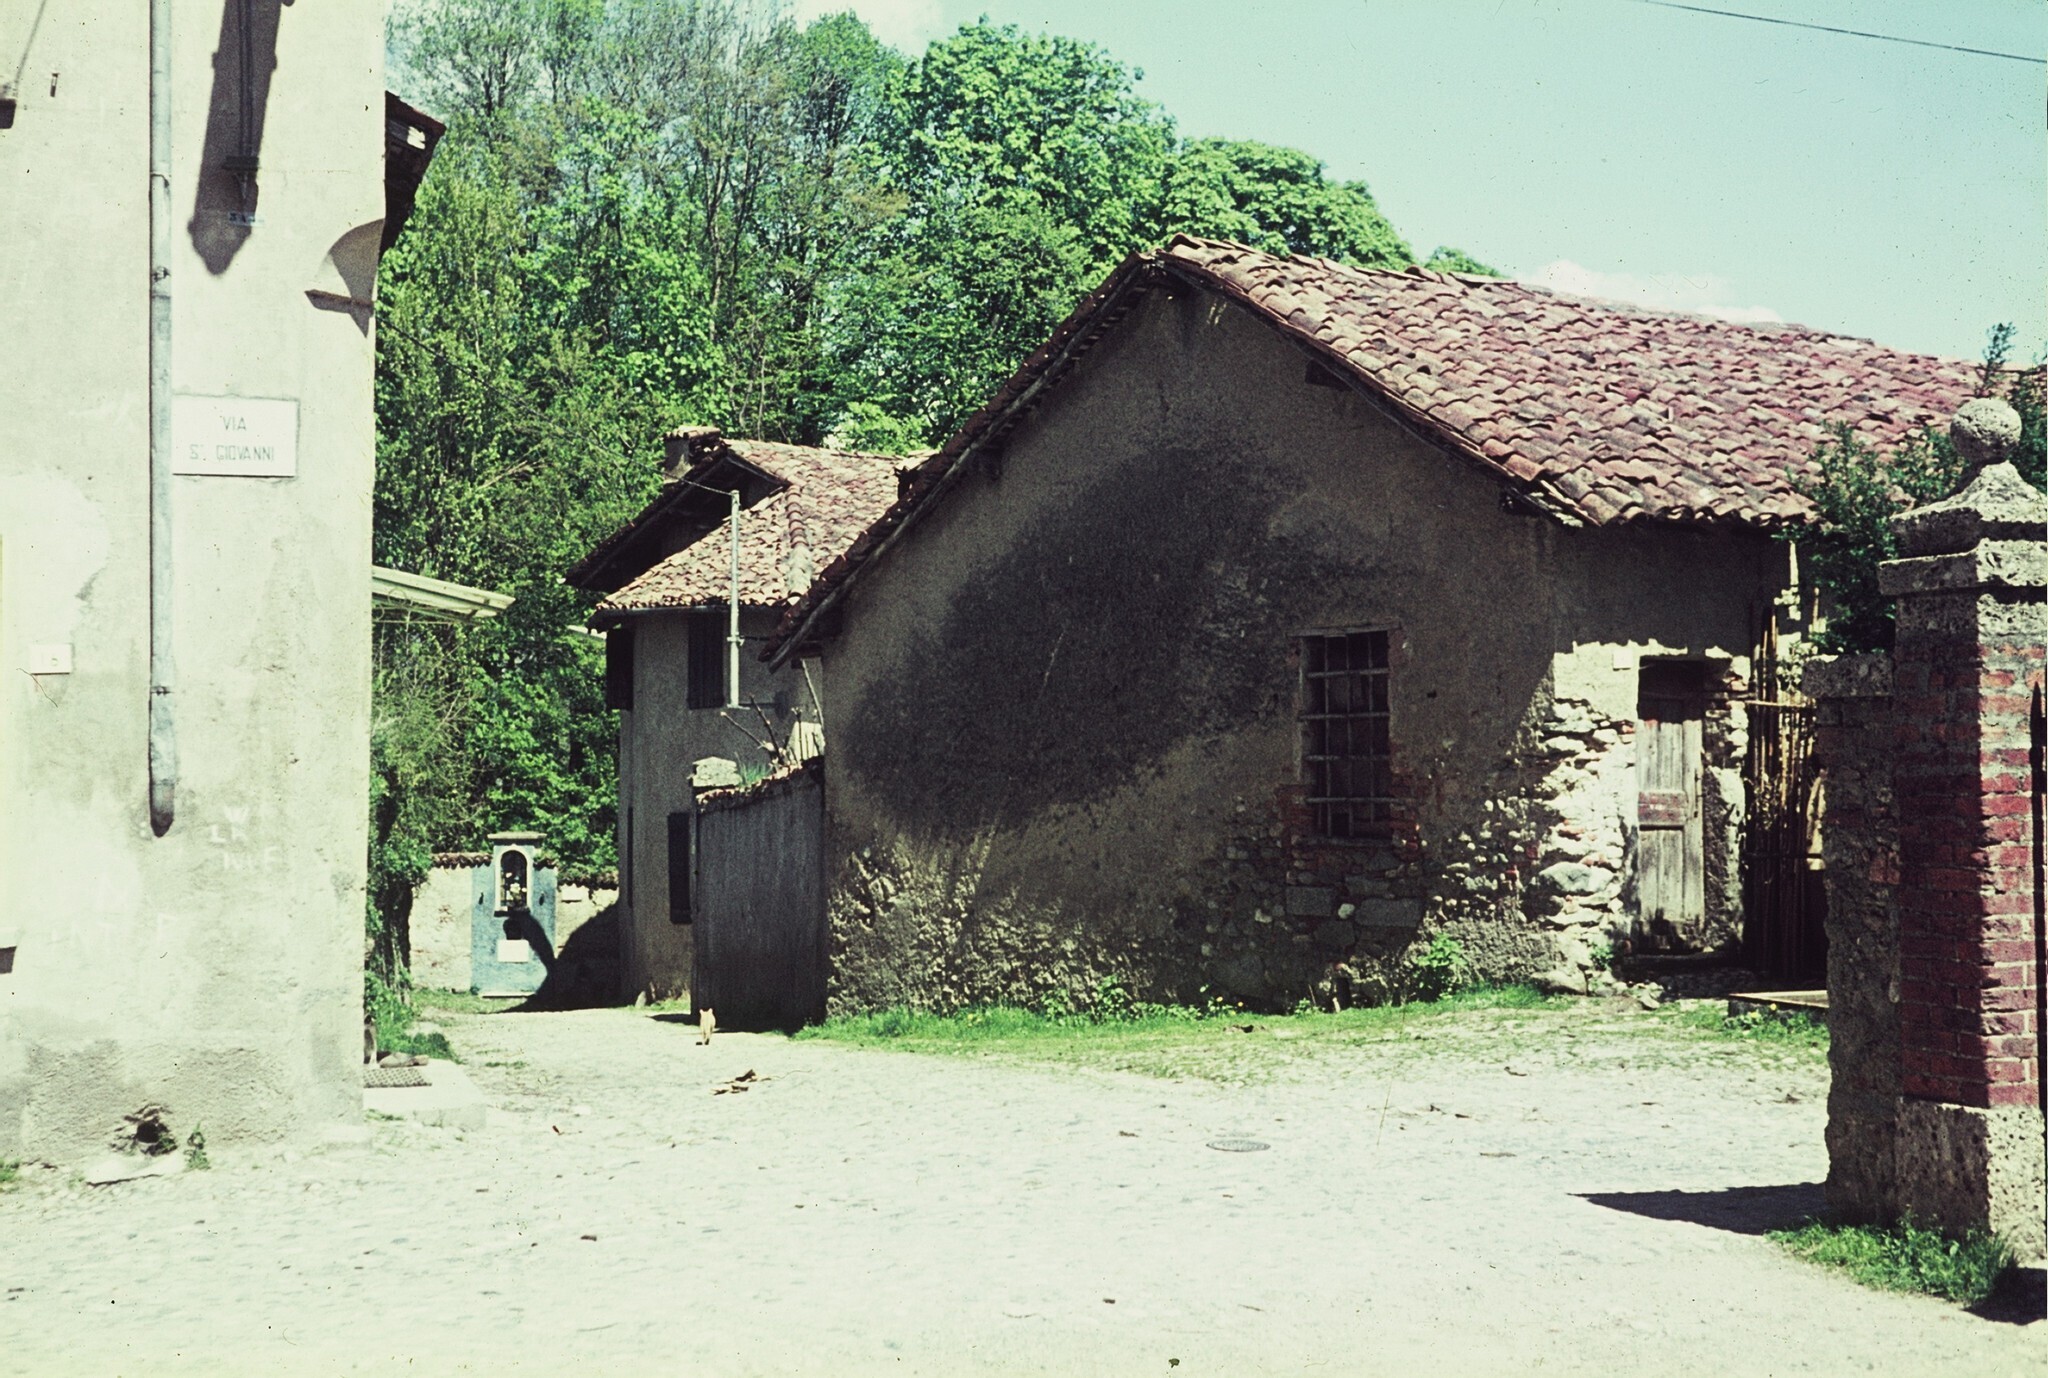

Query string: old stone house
[0,6,436,1159]
[761,236,1976,1015]
[567,430,902,999]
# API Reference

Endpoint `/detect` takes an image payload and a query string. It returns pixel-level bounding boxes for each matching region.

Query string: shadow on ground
[1577,1183,1824,1236]
[1968,1267,2046,1326]
[510,906,622,1012]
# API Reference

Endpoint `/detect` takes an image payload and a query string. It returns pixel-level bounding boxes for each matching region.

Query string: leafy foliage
[1787,323,2043,653]
[1771,1219,2013,1305]
[1422,245,1501,276]
[830,22,1426,444]
[1409,933,1468,1001]
[1160,139,1412,267]
[828,22,1170,441]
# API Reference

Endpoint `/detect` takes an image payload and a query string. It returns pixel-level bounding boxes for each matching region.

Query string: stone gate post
[1806,652,1898,1223]
[1876,397,2046,1256]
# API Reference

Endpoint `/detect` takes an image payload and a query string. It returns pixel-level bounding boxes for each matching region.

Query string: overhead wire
[1629,0,2046,66]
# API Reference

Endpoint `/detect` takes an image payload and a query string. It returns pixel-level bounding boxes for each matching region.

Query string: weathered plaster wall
[817,287,1779,1014]
[0,5,385,1158]
[616,606,810,1000]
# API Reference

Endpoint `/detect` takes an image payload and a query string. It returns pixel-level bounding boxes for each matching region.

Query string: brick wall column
[1877,398,2046,1257]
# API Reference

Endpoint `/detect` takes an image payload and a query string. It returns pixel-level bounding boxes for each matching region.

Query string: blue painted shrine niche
[470,831,557,996]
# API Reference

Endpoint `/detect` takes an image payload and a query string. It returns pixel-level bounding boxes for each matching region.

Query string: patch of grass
[1664,1003,1828,1050]
[796,984,1556,1082]
[0,1159,19,1192]
[800,983,1842,1085]
[804,983,1548,1047]
[1771,1219,2014,1305]
[381,1029,458,1062]
[370,980,462,1062]
[183,1126,210,1172]
[413,990,508,1016]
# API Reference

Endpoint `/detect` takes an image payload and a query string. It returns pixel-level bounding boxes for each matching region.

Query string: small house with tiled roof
[567,429,903,1000]
[755,235,1975,1016]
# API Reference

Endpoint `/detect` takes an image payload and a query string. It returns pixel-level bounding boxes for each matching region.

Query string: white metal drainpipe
[147,0,177,834]
[726,486,740,710]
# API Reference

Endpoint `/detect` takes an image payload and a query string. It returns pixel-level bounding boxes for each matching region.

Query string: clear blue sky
[805,0,2045,365]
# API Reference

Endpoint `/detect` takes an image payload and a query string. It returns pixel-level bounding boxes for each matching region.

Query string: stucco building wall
[0,5,385,1158]
[615,605,809,1000]
[816,289,1780,1013]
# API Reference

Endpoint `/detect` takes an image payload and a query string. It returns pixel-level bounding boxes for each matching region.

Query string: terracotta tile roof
[767,236,1977,662]
[1161,237,1976,527]
[596,440,902,615]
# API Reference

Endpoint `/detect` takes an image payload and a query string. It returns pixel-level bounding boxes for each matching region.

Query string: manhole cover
[364,1067,431,1089]
[1206,1138,1270,1153]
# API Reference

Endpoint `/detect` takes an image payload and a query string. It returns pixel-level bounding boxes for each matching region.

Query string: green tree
[1423,245,1501,276]
[1159,138,1412,267]
[1789,324,2044,653]
[828,21,1174,442]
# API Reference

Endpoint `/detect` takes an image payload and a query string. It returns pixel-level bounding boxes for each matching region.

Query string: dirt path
[2,1004,2040,1376]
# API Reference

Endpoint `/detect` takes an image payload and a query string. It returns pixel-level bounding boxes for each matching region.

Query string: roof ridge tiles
[763,236,1978,662]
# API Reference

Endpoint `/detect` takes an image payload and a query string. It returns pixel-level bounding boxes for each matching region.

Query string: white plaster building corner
[0,5,435,1163]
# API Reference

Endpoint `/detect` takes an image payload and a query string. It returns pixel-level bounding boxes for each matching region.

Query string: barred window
[1301,630,1392,839]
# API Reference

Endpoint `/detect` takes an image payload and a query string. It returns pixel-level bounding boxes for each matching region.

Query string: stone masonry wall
[1805,653,1900,1224]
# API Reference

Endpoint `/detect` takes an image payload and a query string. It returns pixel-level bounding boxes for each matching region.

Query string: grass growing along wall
[800,984,1550,1050]
[797,987,1825,1084]
[1771,1220,2015,1306]
[1664,1004,1829,1050]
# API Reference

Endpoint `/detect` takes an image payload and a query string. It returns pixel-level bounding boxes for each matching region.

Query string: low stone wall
[1805,653,1900,1223]
[408,858,619,994]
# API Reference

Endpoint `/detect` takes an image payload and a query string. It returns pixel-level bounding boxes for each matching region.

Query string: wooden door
[1637,662,1706,939]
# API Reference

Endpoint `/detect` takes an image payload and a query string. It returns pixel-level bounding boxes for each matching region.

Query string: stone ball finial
[1949,396,2022,467]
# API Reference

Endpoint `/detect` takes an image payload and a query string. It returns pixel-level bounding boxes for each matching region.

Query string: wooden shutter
[687,611,724,709]
[604,626,634,710]
[1636,662,1706,936]
[666,810,692,925]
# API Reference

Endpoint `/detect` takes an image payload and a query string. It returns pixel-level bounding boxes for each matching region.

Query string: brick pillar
[1878,397,2046,1257]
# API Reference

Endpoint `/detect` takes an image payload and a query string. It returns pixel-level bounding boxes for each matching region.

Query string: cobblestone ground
[2,1003,2042,1377]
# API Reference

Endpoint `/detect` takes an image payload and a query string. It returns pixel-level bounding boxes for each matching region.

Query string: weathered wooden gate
[1636,661,1707,941]
[692,762,827,1031]
[1740,620,1825,978]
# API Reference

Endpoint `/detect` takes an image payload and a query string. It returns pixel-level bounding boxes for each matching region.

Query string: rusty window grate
[1301,630,1392,838]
